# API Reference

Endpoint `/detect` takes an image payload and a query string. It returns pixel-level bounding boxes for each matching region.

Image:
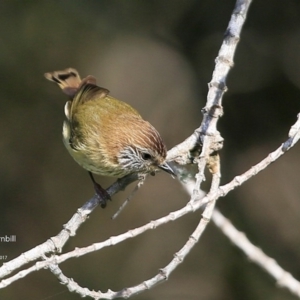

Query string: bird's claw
[94,182,111,208]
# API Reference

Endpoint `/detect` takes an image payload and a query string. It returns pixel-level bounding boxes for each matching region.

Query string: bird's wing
[72,84,109,106]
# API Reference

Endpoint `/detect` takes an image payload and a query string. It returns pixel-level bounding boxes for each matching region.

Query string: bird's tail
[44,68,96,99]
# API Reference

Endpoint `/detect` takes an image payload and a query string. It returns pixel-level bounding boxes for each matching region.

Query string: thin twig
[212,209,300,297]
[0,173,138,281]
[6,113,297,297]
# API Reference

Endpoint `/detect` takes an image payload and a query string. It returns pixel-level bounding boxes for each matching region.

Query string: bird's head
[117,120,174,177]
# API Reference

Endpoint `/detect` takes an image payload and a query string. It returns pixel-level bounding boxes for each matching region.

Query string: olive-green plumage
[44,68,174,179]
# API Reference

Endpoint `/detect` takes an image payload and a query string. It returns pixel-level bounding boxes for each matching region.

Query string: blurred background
[1,0,300,299]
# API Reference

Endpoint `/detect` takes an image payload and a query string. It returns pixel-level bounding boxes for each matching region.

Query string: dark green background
[1,1,300,299]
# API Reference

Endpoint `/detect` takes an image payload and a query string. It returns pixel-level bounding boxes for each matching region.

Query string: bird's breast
[62,120,129,177]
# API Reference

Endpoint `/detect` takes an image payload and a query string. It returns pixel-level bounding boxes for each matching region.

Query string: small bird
[45,68,174,207]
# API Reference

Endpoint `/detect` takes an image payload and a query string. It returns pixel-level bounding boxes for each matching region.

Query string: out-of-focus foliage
[0,1,300,299]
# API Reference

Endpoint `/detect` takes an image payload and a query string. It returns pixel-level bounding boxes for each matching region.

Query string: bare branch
[3,1,299,300]
[2,112,298,296]
[167,0,253,165]
[0,173,138,281]
[212,209,300,297]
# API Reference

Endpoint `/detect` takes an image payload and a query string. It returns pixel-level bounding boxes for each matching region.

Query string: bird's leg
[88,172,111,208]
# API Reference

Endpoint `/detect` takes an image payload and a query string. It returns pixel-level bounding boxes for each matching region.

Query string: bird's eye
[141,152,152,160]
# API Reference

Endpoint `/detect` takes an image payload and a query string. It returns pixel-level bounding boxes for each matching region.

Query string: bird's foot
[88,172,111,208]
[93,182,111,208]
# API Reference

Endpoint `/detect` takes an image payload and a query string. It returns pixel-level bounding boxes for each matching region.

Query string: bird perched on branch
[44,68,174,207]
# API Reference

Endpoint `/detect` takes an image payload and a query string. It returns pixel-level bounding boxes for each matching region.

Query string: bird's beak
[158,162,176,177]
